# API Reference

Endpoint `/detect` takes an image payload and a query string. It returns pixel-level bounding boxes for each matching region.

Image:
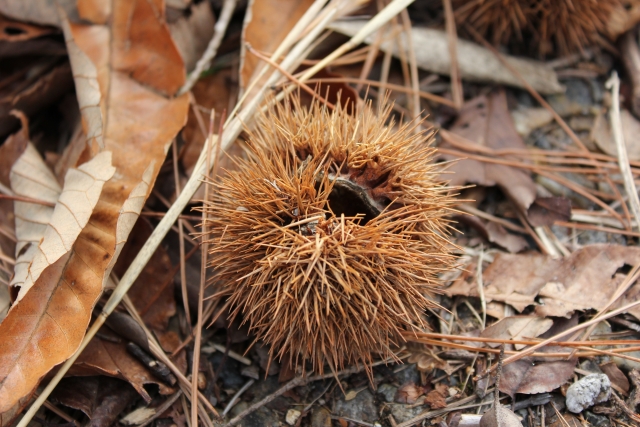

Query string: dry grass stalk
[202,96,459,376]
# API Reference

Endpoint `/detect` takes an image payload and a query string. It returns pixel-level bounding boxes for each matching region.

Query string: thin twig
[172,139,192,330]
[222,379,255,417]
[178,0,237,96]
[606,72,640,231]
[191,111,216,427]
[442,0,462,109]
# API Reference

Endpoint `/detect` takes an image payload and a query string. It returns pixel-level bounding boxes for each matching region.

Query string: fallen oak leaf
[0,0,188,419]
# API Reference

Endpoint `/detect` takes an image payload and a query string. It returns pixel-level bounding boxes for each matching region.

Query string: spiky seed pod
[454,0,625,56]
[202,96,459,376]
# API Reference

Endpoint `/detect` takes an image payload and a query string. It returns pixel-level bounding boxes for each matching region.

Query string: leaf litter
[1,1,640,427]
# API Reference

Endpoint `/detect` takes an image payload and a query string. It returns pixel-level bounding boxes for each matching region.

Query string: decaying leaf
[0,0,188,418]
[424,384,448,409]
[500,346,577,397]
[480,244,640,318]
[51,376,137,424]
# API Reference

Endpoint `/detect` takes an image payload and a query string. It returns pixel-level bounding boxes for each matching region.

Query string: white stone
[566,373,611,413]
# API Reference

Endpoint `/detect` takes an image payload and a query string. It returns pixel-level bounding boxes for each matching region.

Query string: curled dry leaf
[0,0,189,419]
[592,109,640,161]
[424,384,448,409]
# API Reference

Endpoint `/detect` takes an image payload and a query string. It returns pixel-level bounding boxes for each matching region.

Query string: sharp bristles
[201,95,460,377]
[455,0,623,56]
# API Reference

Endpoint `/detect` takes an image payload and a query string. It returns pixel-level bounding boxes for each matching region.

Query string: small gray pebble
[566,373,611,413]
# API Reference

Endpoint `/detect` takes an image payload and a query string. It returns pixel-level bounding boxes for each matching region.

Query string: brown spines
[455,0,624,56]
[202,97,458,376]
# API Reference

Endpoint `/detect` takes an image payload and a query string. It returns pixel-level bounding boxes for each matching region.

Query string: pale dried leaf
[441,91,537,213]
[60,10,104,150]
[12,151,115,302]
[9,144,60,292]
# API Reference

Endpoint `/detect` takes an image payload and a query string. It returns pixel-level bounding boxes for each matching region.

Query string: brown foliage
[0,0,189,418]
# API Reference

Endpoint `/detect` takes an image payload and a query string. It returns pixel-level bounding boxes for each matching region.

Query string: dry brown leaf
[424,384,448,409]
[461,214,528,253]
[481,316,553,350]
[0,14,55,42]
[440,91,537,214]
[10,150,115,302]
[71,334,174,402]
[395,382,424,404]
[481,244,640,318]
[0,62,73,137]
[239,0,315,94]
[500,346,577,397]
[600,361,630,395]
[0,0,188,418]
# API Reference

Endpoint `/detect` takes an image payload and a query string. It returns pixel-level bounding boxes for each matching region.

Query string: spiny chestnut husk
[455,0,626,56]
[202,96,458,375]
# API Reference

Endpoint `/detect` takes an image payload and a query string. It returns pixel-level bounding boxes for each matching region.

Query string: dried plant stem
[178,0,236,96]
[606,72,640,230]
[16,2,418,425]
[442,0,462,109]
[191,112,216,427]
[172,140,192,329]
[400,8,421,118]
